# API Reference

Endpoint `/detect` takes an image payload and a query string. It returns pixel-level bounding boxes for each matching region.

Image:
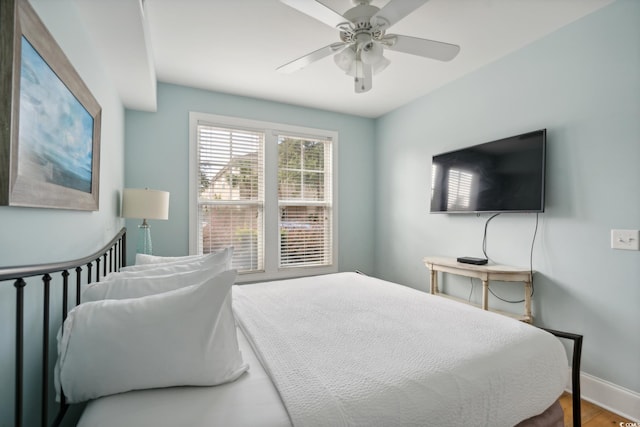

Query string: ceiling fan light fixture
[361,41,384,66]
[345,59,358,77]
[334,46,356,73]
[372,56,390,74]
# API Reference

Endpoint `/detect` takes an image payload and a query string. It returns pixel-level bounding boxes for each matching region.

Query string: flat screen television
[430,129,546,213]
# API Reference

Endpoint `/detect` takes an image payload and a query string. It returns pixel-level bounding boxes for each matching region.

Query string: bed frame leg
[541,328,583,427]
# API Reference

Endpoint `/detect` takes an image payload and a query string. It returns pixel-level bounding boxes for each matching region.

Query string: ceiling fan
[277,0,460,93]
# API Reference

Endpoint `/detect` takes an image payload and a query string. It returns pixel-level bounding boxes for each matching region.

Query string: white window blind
[191,113,337,281]
[278,135,332,268]
[197,124,264,272]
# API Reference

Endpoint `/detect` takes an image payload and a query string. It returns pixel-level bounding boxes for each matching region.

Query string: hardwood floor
[559,392,635,426]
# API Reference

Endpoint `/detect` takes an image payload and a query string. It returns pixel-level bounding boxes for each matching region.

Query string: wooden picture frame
[0,0,101,211]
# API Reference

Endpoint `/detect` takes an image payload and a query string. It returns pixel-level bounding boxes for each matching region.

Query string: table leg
[482,280,489,310]
[524,279,532,321]
[430,269,437,294]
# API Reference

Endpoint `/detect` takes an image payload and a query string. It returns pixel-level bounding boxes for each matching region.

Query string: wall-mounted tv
[430,129,546,214]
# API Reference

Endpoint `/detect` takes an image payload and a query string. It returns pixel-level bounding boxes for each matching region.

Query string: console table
[423,256,533,323]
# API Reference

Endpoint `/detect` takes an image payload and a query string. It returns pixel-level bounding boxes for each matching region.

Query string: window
[189,113,337,282]
[195,125,264,272]
[278,135,332,268]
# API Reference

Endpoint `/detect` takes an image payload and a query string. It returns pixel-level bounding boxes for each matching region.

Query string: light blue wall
[125,83,376,273]
[0,1,125,425]
[0,4,125,265]
[2,0,637,424]
[374,0,639,393]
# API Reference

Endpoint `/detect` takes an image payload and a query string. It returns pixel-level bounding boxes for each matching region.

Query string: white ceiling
[75,0,613,118]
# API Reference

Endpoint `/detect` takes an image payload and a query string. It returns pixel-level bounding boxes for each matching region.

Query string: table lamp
[121,188,170,254]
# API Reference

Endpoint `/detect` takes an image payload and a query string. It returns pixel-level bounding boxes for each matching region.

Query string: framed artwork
[0,0,101,211]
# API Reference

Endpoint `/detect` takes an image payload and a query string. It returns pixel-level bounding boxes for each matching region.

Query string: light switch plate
[611,229,640,250]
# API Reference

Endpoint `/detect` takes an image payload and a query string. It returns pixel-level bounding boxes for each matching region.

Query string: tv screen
[430,129,546,213]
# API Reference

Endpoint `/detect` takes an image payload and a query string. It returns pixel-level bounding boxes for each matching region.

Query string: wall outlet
[611,229,640,250]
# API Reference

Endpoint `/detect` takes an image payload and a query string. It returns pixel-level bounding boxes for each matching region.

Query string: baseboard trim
[567,369,640,422]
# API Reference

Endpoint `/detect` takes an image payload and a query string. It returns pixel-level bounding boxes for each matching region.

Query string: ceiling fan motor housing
[338,4,388,61]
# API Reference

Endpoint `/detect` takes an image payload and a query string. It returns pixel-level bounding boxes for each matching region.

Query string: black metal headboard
[0,227,126,427]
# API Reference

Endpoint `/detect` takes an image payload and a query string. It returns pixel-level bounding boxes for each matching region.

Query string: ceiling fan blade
[354,62,372,93]
[277,42,347,73]
[385,34,460,62]
[371,0,429,29]
[280,0,346,28]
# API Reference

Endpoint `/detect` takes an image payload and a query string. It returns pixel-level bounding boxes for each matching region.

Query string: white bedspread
[232,272,568,427]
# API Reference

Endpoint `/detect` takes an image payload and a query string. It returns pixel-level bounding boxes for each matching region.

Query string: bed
[1,228,581,427]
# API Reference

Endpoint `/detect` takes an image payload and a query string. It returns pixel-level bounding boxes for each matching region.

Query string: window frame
[189,112,338,283]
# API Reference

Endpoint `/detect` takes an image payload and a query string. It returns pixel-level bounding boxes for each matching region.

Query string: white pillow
[134,253,204,265]
[111,247,232,277]
[56,270,247,403]
[82,263,228,302]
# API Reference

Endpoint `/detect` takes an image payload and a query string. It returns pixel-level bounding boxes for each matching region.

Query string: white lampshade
[361,42,390,75]
[361,41,383,65]
[122,188,170,220]
[334,46,356,73]
[372,56,390,74]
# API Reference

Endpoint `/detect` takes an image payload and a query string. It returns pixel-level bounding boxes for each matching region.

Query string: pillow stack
[134,252,203,265]
[55,248,248,403]
[82,248,233,302]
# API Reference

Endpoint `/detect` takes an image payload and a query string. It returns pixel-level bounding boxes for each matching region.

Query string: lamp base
[137,222,152,255]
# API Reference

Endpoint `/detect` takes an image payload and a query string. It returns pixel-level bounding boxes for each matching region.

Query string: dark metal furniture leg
[541,328,583,427]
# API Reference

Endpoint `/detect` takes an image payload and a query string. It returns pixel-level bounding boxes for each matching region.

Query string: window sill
[235,264,339,284]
